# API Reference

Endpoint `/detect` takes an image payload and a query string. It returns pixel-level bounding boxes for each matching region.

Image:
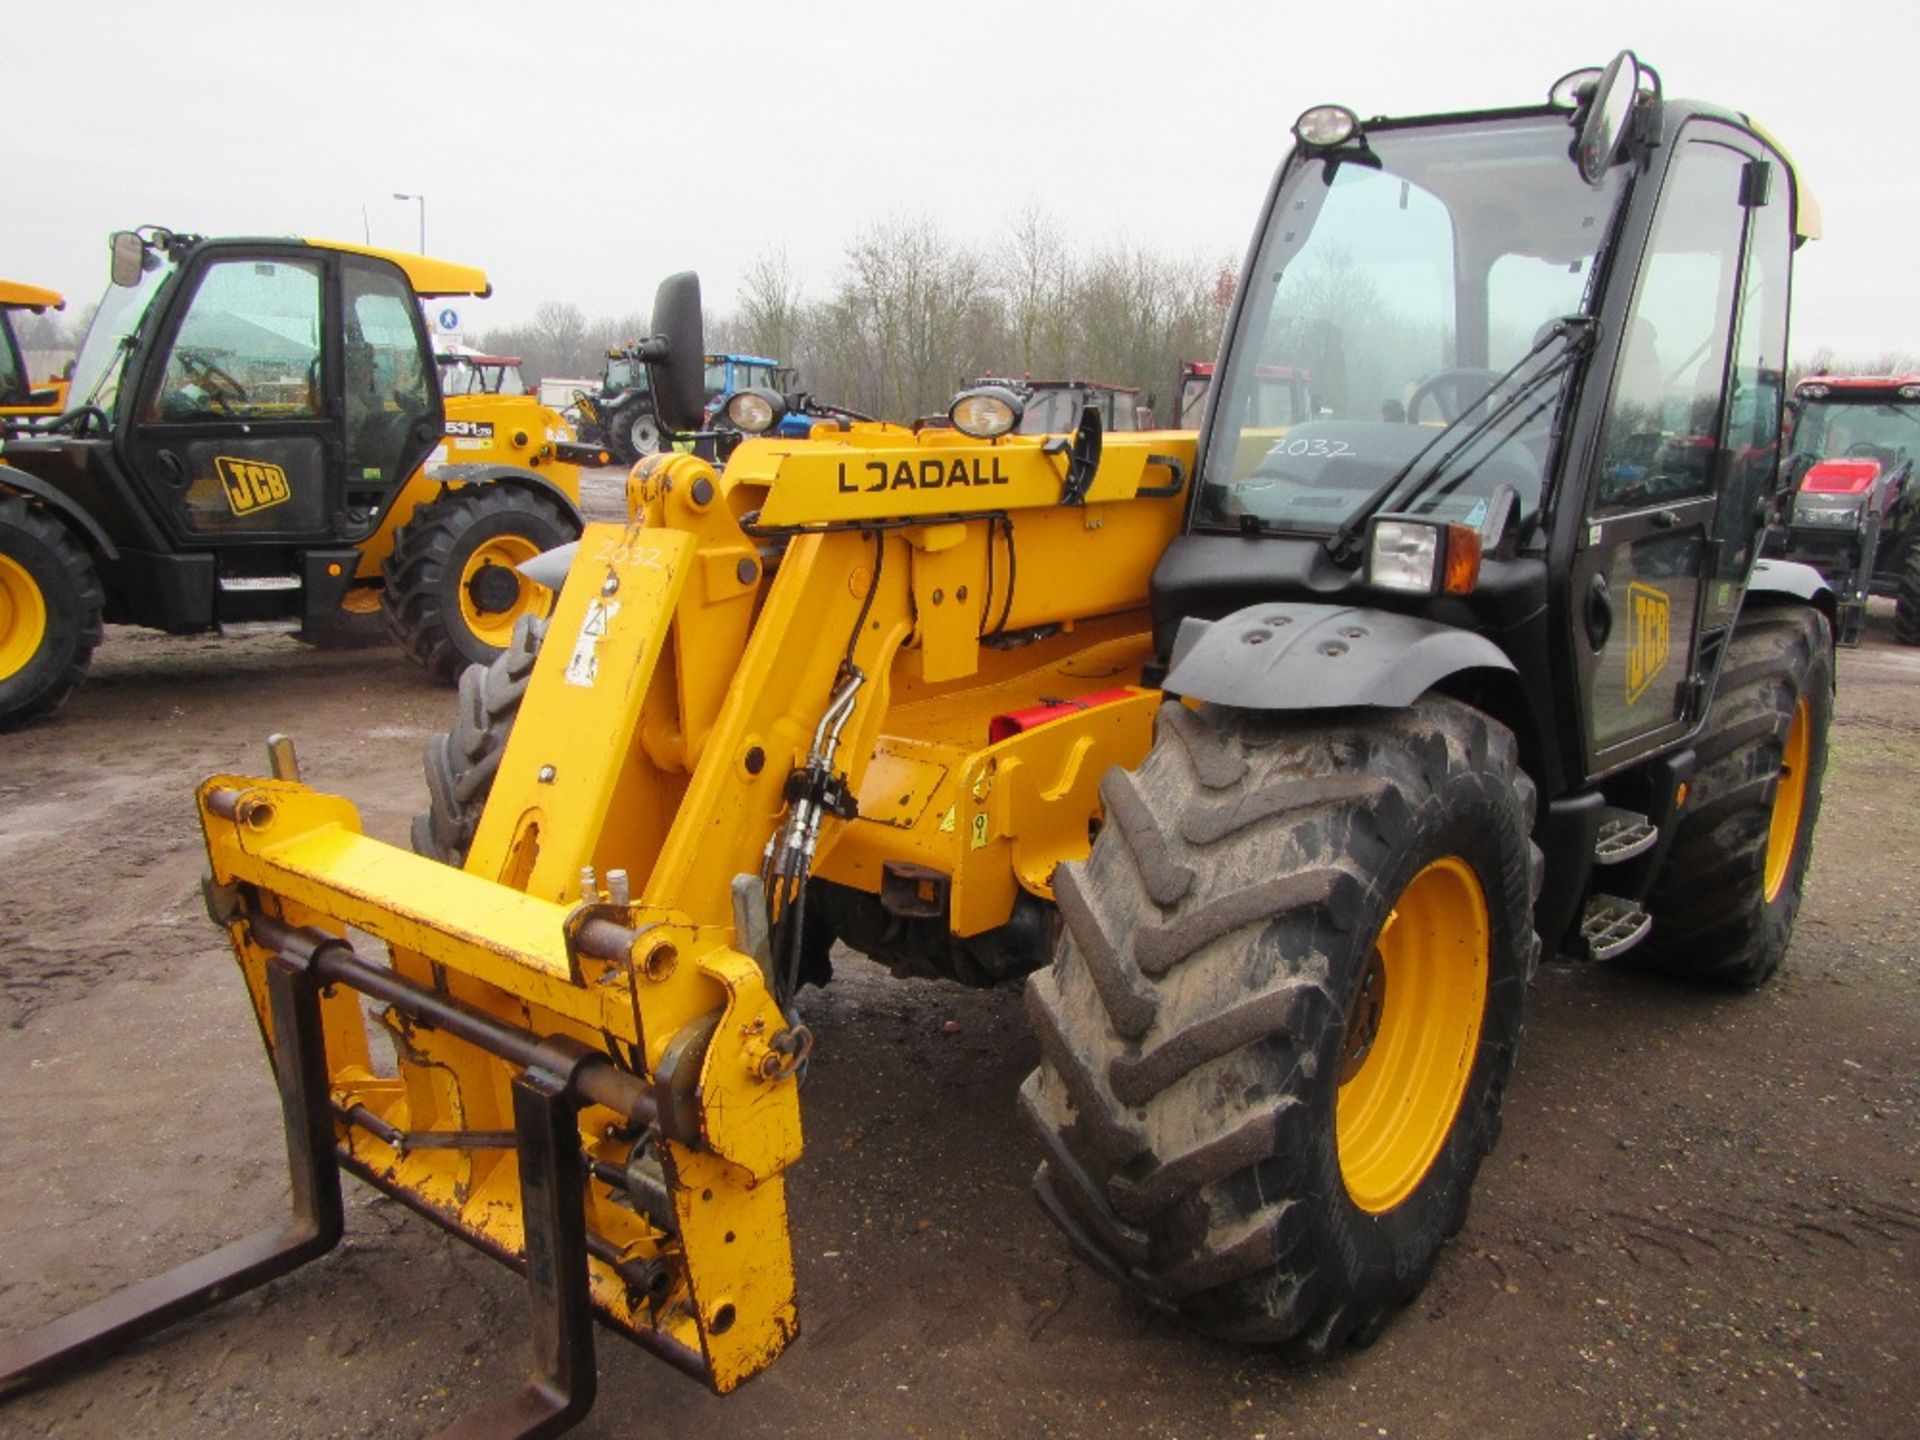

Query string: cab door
[1570,128,1783,776]
[122,249,342,544]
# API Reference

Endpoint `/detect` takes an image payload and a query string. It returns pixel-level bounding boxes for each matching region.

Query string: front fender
[1747,557,1835,611]
[1164,602,1515,710]
[0,461,121,561]
[420,463,584,526]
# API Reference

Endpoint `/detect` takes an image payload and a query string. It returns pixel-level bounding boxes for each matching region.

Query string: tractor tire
[1021,696,1540,1351]
[623,405,664,462]
[0,494,104,732]
[601,402,662,467]
[1639,606,1831,986]
[381,484,577,685]
[413,614,545,866]
[1895,541,1920,646]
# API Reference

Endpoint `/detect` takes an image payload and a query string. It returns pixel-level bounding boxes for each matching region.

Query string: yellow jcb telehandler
[2,55,1835,1437]
[0,280,70,426]
[0,228,604,728]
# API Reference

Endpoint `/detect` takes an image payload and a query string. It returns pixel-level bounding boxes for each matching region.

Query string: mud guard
[425,462,585,526]
[0,463,120,560]
[1164,602,1514,710]
[1747,557,1836,615]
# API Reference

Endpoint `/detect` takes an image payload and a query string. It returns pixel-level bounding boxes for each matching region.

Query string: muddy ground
[2,488,1916,1438]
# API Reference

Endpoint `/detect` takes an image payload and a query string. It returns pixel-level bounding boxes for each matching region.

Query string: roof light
[949,386,1023,439]
[1294,105,1360,148]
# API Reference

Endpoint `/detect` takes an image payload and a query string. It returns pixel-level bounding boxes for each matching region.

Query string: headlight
[724,387,785,435]
[1367,516,1481,595]
[949,386,1023,439]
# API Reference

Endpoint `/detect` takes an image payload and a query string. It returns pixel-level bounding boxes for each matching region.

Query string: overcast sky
[10,0,1916,362]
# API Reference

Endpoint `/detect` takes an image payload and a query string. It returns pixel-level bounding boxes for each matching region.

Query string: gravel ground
[1,497,1914,1438]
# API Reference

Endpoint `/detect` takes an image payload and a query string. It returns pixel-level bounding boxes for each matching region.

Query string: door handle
[1586,573,1613,650]
[1650,509,1680,529]
[156,448,190,487]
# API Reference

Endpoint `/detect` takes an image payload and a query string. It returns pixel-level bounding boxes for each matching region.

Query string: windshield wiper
[1329,316,1597,561]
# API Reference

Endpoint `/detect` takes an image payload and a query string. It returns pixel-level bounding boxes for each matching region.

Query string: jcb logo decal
[214,456,292,515]
[1626,582,1671,704]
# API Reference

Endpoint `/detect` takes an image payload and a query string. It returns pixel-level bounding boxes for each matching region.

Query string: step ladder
[1581,807,1656,959]
[217,574,303,637]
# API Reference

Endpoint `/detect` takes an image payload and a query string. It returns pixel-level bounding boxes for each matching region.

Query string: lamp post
[392,192,426,253]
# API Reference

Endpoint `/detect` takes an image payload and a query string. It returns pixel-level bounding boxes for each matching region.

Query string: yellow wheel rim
[1764,696,1811,903]
[1336,856,1489,1214]
[457,534,543,648]
[0,553,49,683]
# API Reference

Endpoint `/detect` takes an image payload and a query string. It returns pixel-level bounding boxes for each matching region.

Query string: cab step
[1594,807,1658,864]
[219,575,302,592]
[1581,894,1653,960]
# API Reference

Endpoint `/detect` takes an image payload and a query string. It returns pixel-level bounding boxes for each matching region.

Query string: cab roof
[300,239,491,298]
[0,280,65,313]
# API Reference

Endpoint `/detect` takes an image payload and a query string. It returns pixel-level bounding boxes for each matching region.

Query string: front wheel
[1895,542,1920,646]
[381,485,578,684]
[1021,696,1540,1350]
[0,495,104,731]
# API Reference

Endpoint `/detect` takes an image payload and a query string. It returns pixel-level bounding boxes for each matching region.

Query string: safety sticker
[1625,582,1671,704]
[969,813,990,850]
[214,456,291,516]
[564,598,621,688]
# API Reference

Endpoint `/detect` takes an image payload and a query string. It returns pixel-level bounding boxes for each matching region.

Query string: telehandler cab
[0,280,70,426]
[0,228,601,728]
[2,54,1835,1435]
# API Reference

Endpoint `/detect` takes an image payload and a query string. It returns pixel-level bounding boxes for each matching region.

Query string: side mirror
[1574,50,1643,186]
[109,231,148,288]
[639,272,707,435]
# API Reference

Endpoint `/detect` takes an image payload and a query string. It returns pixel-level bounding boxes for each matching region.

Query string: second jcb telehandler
[2,53,1835,1435]
[0,280,70,427]
[0,228,602,728]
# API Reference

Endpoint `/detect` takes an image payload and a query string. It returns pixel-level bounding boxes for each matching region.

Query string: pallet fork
[0,916,639,1439]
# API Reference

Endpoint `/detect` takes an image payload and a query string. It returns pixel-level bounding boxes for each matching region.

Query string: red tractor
[1178,358,1312,427]
[1769,375,1919,644]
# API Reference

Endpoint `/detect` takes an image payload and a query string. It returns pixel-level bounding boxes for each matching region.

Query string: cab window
[147,258,323,422]
[1592,140,1750,512]
[341,259,433,489]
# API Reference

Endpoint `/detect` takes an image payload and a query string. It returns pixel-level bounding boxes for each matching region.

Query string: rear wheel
[1640,606,1831,985]
[0,495,103,731]
[626,407,663,460]
[381,485,577,684]
[1895,542,1920,646]
[1021,696,1540,1349]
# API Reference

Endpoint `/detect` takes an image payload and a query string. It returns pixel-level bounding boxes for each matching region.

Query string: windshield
[605,356,643,391]
[68,257,175,419]
[1017,387,1090,434]
[1789,397,1920,469]
[1197,114,1628,536]
[439,358,528,396]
